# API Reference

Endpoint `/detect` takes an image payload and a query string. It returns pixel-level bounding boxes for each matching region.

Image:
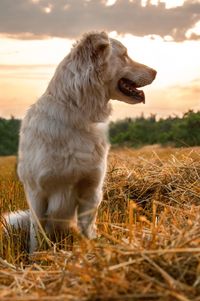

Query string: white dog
[5,32,156,253]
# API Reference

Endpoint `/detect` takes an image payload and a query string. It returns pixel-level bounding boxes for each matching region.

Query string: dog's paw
[87,227,97,240]
[79,223,97,240]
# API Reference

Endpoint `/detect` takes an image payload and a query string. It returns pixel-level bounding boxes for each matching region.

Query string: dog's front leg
[29,216,40,253]
[25,187,47,253]
[77,186,102,239]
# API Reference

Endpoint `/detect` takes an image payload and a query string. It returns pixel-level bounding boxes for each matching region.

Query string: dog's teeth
[119,79,144,97]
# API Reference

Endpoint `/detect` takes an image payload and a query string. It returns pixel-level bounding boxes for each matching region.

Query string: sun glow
[105,0,116,6]
[0,35,74,117]
[0,35,73,66]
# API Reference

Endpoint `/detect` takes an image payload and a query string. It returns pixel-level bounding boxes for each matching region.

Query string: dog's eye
[121,52,128,62]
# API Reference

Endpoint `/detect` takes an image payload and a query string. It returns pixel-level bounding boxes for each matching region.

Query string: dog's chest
[41,125,108,178]
[35,135,108,189]
[62,131,107,169]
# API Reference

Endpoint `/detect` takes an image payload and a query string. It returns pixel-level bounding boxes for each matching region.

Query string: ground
[0,146,200,301]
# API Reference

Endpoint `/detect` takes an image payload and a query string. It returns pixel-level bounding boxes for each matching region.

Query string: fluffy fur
[4,32,156,253]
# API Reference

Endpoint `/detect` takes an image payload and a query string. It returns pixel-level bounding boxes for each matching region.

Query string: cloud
[0,0,199,41]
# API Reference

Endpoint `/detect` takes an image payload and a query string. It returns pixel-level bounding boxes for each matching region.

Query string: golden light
[105,0,116,6]
[0,35,73,65]
[44,4,53,14]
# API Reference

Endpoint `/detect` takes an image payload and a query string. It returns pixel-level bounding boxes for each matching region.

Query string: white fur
[4,210,30,230]
[4,32,156,253]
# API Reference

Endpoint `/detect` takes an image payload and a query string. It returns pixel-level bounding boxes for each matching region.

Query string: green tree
[0,117,21,155]
[109,110,200,148]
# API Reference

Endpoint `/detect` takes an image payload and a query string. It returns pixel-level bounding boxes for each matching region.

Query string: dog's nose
[151,68,157,79]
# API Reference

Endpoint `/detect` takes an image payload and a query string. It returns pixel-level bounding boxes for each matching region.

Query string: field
[0,147,200,301]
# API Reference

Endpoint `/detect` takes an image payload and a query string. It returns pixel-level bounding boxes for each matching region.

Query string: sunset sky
[0,0,200,120]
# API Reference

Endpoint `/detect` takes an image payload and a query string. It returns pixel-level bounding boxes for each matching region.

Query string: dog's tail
[2,210,30,231]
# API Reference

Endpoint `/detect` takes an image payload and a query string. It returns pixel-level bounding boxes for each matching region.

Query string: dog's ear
[91,32,111,63]
[74,32,111,64]
[93,42,110,64]
[96,43,109,52]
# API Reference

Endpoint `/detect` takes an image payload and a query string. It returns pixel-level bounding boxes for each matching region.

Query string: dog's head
[72,32,156,105]
[107,38,157,105]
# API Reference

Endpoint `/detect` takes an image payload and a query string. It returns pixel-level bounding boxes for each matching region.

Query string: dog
[4,32,156,253]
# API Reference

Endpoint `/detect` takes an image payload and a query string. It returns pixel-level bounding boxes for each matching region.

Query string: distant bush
[0,117,21,156]
[109,110,200,147]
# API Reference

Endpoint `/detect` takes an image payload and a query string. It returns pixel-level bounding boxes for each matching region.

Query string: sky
[0,0,200,121]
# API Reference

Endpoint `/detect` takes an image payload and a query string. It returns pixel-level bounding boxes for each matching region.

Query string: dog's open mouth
[118,78,145,103]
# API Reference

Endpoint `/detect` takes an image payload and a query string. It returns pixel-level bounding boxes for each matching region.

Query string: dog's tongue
[118,78,145,103]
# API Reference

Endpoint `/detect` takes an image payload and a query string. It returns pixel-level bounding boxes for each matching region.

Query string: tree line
[110,110,200,147]
[0,110,200,155]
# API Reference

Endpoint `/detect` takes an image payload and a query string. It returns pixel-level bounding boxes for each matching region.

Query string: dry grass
[0,146,200,301]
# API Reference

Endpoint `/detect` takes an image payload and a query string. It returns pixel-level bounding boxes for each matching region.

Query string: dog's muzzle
[118,78,145,103]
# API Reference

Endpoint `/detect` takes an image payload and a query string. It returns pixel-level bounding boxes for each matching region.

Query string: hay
[0,147,200,300]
